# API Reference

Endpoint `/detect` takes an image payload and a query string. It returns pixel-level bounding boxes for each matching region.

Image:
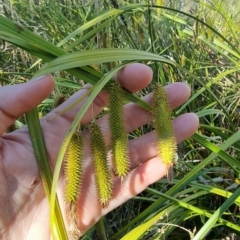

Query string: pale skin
[0,63,199,239]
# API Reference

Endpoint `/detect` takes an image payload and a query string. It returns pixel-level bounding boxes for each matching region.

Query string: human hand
[0,63,199,239]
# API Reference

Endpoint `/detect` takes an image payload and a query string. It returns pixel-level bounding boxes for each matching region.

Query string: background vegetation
[1,0,240,239]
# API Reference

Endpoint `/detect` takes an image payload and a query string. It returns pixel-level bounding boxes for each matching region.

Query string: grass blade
[25,109,67,239]
[33,48,175,78]
[193,187,240,240]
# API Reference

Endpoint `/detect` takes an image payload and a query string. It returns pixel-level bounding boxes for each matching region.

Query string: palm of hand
[0,64,198,239]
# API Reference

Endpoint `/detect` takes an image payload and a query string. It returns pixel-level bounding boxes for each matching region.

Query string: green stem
[95,217,107,240]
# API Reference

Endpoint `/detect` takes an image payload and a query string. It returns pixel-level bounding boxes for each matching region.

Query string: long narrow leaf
[57,9,123,47]
[25,109,67,239]
[193,187,240,239]
[33,48,175,78]
[122,190,240,239]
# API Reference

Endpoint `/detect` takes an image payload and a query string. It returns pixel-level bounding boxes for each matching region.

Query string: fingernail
[31,75,47,81]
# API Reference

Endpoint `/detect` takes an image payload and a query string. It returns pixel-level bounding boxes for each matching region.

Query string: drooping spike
[89,122,113,207]
[152,83,177,182]
[64,132,84,239]
[108,81,130,180]
[65,133,84,203]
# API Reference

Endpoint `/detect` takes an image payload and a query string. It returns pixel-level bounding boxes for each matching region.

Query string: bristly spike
[152,83,177,183]
[108,81,130,180]
[65,133,84,203]
[64,132,84,239]
[89,122,113,207]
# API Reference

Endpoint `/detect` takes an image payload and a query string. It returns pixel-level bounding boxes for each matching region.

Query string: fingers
[104,156,168,213]
[115,63,153,93]
[0,75,54,135]
[96,82,191,144]
[49,63,152,124]
[77,112,199,230]
[100,113,199,214]
[43,63,153,136]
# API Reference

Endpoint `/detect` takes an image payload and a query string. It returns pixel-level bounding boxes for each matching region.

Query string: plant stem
[95,217,107,240]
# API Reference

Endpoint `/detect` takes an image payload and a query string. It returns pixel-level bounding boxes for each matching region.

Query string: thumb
[0,75,55,134]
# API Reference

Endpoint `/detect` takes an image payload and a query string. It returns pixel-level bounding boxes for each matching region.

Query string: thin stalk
[95,217,107,240]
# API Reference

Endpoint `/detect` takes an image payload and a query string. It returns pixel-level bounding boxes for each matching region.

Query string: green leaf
[33,48,175,78]
[25,109,67,239]
[57,9,123,47]
[196,109,225,118]
[193,187,240,239]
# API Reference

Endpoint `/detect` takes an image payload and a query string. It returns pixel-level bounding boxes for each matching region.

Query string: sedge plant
[1,0,240,239]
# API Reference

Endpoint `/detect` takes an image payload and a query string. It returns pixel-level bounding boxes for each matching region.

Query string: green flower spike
[152,83,177,183]
[108,81,130,181]
[64,132,84,240]
[89,122,113,207]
